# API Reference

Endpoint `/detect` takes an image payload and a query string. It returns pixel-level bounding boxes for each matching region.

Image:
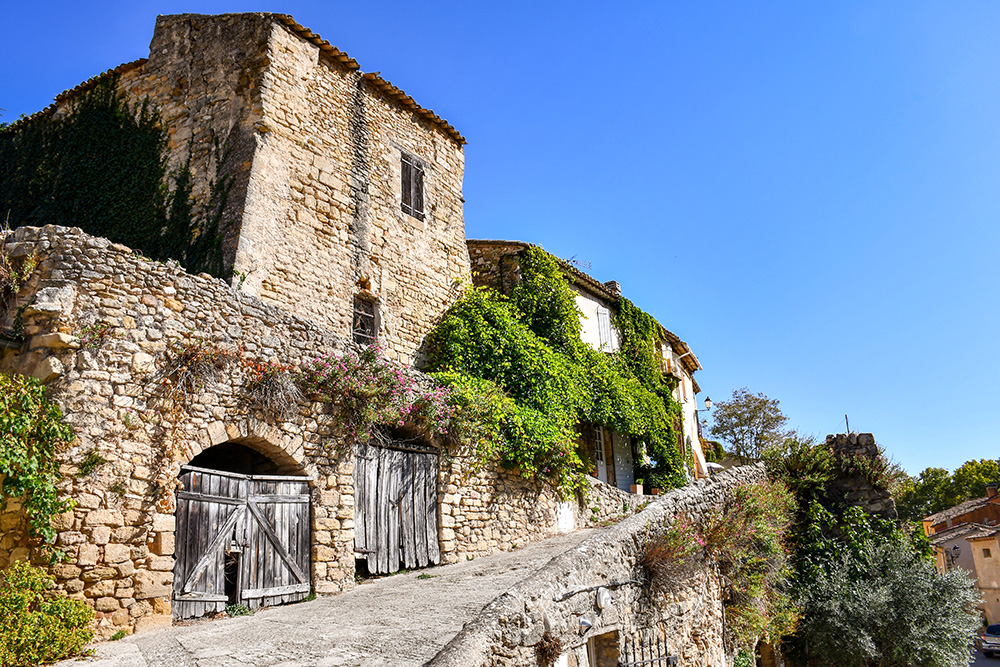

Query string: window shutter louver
[597,307,612,350]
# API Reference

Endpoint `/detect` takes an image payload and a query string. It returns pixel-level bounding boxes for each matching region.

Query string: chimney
[987,483,998,499]
[604,281,621,296]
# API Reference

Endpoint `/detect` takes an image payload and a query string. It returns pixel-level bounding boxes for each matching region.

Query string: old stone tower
[54,12,471,366]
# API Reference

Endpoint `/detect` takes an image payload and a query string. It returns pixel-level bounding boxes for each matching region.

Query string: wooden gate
[354,441,439,575]
[173,465,311,619]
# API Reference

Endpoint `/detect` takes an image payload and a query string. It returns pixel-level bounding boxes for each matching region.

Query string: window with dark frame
[352,296,378,345]
[401,153,425,220]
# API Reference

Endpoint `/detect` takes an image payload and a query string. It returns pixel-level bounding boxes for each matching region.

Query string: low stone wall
[428,464,768,667]
[579,476,652,528]
[0,226,597,639]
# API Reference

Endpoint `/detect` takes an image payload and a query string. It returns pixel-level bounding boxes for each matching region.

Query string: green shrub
[0,560,94,666]
[0,373,75,551]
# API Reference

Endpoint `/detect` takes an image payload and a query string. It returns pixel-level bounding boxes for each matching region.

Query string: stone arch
[173,426,316,620]
[179,417,320,484]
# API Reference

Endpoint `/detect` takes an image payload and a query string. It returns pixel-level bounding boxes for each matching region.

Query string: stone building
[0,226,637,638]
[0,11,711,646]
[26,12,471,366]
[466,239,709,489]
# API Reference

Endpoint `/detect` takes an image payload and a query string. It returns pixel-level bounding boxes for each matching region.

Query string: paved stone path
[60,529,596,667]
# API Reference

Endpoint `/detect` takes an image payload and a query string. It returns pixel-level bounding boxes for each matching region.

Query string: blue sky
[3,1,998,475]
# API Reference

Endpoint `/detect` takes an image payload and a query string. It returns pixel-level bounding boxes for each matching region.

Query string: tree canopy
[708,388,787,462]
[896,458,1000,521]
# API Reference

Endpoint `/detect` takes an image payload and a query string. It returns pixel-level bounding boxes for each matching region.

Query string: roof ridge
[272,14,466,146]
[4,59,147,131]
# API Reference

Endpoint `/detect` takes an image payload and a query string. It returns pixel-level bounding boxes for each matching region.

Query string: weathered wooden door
[354,441,439,575]
[173,465,311,619]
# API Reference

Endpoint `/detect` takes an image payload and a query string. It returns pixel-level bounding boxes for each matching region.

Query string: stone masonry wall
[0,226,584,640]
[238,19,470,367]
[826,432,897,520]
[46,12,470,366]
[428,464,768,667]
[467,240,526,294]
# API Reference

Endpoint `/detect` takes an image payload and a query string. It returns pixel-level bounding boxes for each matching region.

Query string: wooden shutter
[597,307,612,350]
[401,158,413,212]
[412,162,424,219]
[401,153,425,221]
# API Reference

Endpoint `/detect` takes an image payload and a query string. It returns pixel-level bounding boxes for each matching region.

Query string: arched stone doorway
[173,439,311,619]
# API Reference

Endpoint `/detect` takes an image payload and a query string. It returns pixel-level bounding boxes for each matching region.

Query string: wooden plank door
[173,466,311,619]
[173,466,249,620]
[240,475,311,610]
[353,442,439,575]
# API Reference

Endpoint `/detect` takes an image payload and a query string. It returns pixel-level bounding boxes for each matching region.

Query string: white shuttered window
[597,306,613,350]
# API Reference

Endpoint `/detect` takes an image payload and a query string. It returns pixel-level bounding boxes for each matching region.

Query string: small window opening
[352,296,378,345]
[986,548,993,558]
[401,153,425,220]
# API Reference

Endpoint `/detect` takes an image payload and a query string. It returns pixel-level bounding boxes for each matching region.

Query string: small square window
[986,548,993,558]
[352,296,378,345]
[401,153,425,220]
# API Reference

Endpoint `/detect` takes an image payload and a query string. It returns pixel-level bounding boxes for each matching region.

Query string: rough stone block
[78,544,100,566]
[104,543,131,563]
[133,569,172,599]
[150,514,175,533]
[151,532,175,556]
[30,332,80,350]
[84,510,124,527]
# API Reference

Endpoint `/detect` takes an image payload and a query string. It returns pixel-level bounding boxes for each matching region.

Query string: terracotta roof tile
[925,496,990,525]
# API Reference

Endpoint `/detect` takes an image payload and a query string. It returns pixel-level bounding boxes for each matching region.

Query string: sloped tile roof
[925,496,990,525]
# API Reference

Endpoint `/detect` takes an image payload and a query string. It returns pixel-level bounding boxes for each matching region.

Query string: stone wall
[467,240,526,294]
[0,226,593,639]
[428,463,768,667]
[825,433,897,520]
[240,17,470,367]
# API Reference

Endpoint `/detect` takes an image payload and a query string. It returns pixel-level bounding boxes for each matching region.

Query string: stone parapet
[428,463,768,667]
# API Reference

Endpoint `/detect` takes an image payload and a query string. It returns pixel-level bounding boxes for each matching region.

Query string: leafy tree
[895,458,1000,522]
[894,467,952,522]
[767,435,980,667]
[951,458,1000,504]
[709,388,787,462]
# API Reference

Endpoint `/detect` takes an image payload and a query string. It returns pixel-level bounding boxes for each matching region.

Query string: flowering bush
[297,343,455,444]
[643,480,798,651]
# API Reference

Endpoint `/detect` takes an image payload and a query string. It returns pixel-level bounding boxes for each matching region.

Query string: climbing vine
[0,374,75,553]
[427,245,687,495]
[0,76,231,279]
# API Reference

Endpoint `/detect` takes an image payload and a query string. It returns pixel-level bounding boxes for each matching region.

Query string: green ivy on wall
[0,374,75,555]
[0,77,229,279]
[428,245,687,494]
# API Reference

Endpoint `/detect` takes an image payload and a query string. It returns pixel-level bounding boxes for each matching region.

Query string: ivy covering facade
[428,246,688,494]
[0,77,230,279]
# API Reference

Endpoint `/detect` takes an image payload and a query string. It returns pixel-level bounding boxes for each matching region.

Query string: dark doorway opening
[188,442,280,475]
